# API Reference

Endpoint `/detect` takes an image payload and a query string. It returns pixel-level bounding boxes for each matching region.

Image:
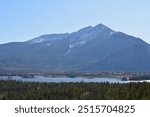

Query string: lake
[0,76,126,83]
[0,76,149,83]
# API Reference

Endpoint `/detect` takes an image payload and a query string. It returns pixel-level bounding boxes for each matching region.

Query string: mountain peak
[93,23,114,32]
[0,23,150,72]
[28,23,116,44]
[76,23,114,34]
[94,23,106,28]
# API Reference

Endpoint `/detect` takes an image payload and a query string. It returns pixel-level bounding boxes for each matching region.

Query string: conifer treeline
[0,80,150,100]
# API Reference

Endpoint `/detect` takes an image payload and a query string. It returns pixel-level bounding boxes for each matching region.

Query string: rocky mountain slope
[0,24,150,72]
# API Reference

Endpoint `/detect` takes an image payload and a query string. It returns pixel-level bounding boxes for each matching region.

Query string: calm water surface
[0,76,127,83]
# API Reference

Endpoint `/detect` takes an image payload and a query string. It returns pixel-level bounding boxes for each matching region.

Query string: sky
[0,0,150,44]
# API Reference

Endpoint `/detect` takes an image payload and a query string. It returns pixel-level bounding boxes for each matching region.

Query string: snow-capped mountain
[0,24,150,72]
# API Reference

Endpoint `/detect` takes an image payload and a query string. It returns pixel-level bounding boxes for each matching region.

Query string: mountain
[0,24,150,72]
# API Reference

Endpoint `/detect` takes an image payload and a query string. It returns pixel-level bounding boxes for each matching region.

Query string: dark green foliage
[0,80,150,100]
[129,75,150,81]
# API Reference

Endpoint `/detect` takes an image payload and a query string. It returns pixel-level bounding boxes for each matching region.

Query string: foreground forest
[0,80,150,100]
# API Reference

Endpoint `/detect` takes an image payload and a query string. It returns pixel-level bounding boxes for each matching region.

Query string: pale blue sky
[0,0,150,44]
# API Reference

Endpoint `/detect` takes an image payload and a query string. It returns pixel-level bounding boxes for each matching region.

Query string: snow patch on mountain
[29,33,70,44]
[46,43,51,46]
[64,50,71,55]
[31,38,45,44]
[64,40,87,55]
[69,44,74,49]
[78,40,86,45]
[110,31,115,35]
[70,40,86,49]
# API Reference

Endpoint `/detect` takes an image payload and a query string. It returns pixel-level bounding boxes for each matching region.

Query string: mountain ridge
[0,24,150,72]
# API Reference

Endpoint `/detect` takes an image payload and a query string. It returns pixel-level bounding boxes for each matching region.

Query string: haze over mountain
[0,24,150,72]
